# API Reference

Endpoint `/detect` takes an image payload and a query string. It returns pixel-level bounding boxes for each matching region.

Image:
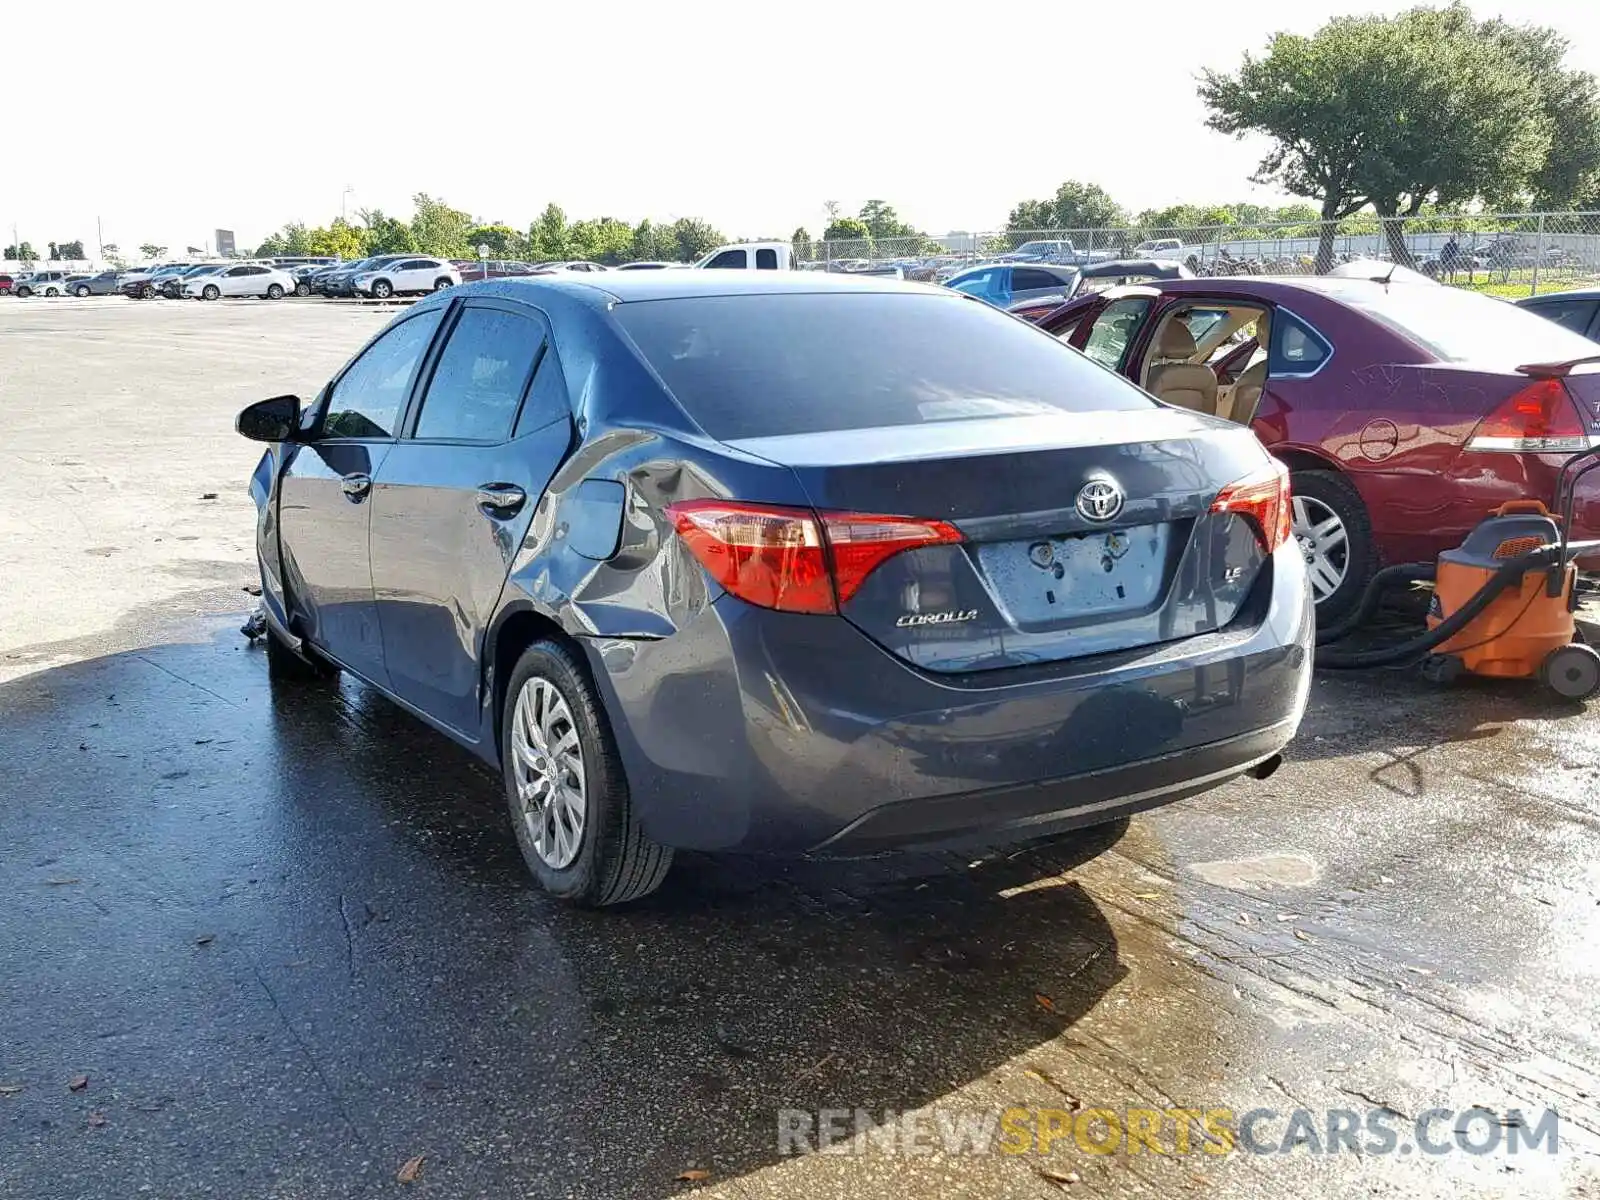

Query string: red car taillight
[1211,459,1292,554]
[664,500,963,614]
[1467,378,1594,453]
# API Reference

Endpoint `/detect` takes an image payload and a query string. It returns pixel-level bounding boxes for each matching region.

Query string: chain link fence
[805,211,1600,296]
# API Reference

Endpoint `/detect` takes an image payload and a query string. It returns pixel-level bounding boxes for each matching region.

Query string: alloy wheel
[510,677,587,869]
[1292,494,1349,603]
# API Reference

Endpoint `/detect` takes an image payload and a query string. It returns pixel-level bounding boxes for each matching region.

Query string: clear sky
[7,0,1598,255]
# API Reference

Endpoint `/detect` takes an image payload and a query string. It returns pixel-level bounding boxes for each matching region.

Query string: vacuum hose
[1314,562,1435,646]
[1315,547,1551,670]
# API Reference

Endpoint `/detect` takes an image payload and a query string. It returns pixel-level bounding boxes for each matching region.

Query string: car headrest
[1157,319,1198,359]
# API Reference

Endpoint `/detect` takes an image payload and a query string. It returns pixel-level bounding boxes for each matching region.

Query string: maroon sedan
[1026,277,1600,618]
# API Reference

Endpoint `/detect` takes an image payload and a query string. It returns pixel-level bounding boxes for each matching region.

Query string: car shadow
[0,624,1134,1199]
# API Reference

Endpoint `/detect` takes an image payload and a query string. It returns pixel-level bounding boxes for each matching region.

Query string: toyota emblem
[1076,479,1124,523]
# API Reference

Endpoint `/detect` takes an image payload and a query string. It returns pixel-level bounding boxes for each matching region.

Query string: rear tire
[45,287,60,297]
[434,277,453,291]
[15,287,30,298]
[265,622,339,682]
[1289,469,1375,625]
[266,283,284,299]
[500,639,672,906]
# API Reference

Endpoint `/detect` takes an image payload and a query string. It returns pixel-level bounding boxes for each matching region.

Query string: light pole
[341,185,355,223]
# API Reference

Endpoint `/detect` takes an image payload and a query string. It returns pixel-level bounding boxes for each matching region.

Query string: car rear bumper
[583,543,1314,855]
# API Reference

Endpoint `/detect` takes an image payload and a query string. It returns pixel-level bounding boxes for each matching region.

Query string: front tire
[202,284,220,301]
[1289,469,1376,624]
[266,283,284,299]
[500,639,672,906]
[75,285,90,298]
[295,281,311,297]
[371,279,393,299]
[45,287,60,297]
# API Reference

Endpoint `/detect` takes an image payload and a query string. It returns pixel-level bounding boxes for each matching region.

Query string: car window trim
[309,304,454,444]
[400,296,552,445]
[1268,304,1335,380]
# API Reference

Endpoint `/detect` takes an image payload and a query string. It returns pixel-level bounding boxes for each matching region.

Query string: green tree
[138,243,166,260]
[304,219,366,261]
[464,223,524,258]
[791,226,813,263]
[1007,181,1127,232]
[5,241,38,261]
[665,217,723,262]
[359,209,416,256]
[823,216,870,242]
[1201,7,1552,268]
[527,203,571,261]
[567,217,635,264]
[858,200,916,240]
[409,193,473,258]
[630,219,670,262]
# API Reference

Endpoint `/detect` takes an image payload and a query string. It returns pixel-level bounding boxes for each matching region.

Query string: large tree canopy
[1007,181,1127,232]
[1198,5,1581,265]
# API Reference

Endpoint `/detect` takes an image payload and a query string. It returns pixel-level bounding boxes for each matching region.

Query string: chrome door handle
[476,483,527,514]
[341,472,372,500]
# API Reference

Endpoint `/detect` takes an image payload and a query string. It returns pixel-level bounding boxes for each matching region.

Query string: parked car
[68,270,125,297]
[236,271,1312,905]
[454,259,542,284]
[163,264,227,298]
[693,242,792,270]
[185,262,294,300]
[615,261,678,270]
[127,263,195,298]
[944,262,1083,309]
[530,260,610,274]
[0,274,14,295]
[351,257,459,298]
[1026,276,1600,618]
[286,263,327,296]
[118,264,175,298]
[997,239,1116,266]
[1517,287,1600,343]
[14,270,70,297]
[1007,260,1196,320]
[319,255,414,297]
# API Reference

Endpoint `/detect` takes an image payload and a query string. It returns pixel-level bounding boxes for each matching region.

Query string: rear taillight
[664,500,962,614]
[1211,459,1292,554]
[1467,379,1594,453]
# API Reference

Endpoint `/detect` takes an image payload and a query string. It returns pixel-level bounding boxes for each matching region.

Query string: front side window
[412,307,542,442]
[1082,298,1153,370]
[704,250,746,269]
[321,309,445,440]
[1012,268,1062,292]
[949,269,999,299]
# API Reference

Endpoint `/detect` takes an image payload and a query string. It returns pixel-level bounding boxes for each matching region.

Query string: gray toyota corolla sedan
[238,272,1313,905]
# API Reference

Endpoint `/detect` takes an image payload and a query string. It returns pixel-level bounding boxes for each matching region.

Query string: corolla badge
[1076,478,1124,523]
[896,609,979,628]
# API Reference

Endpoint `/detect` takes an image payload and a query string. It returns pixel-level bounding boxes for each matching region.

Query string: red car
[1024,277,1600,618]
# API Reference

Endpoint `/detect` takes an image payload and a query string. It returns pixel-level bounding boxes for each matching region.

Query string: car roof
[1156,275,1450,303]
[458,269,947,306]
[1517,287,1600,303]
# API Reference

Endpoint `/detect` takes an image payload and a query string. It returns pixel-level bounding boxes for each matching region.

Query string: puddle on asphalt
[1187,851,1320,891]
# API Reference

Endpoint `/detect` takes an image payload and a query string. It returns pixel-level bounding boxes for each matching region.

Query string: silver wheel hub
[510,677,586,869]
[1291,495,1349,603]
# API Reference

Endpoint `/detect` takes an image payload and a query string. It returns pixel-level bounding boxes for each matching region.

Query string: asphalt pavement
[2,297,1599,1199]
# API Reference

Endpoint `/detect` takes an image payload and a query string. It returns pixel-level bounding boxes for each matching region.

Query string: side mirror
[236,394,301,443]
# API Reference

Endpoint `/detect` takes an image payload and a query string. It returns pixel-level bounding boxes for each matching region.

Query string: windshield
[1336,282,1600,363]
[612,291,1152,440]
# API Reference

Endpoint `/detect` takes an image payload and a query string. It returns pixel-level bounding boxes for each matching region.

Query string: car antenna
[1375,262,1398,286]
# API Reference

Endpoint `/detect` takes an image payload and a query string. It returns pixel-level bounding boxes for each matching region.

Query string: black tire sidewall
[1290,468,1376,624]
[500,640,630,903]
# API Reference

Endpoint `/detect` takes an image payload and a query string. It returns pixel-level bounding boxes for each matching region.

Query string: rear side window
[1270,312,1331,373]
[755,248,778,270]
[1338,282,1598,362]
[612,292,1152,440]
[1524,298,1598,337]
[413,307,542,442]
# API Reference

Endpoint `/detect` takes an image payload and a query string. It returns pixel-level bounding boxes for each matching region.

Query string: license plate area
[974,522,1172,627]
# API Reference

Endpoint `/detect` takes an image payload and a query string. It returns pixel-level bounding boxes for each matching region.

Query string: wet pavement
[4,300,1600,1198]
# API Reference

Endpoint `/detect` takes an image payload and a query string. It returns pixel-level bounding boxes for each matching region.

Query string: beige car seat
[1229,316,1271,421]
[1144,320,1218,413]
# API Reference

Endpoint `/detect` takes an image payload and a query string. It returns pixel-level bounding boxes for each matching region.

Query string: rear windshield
[1337,284,1599,363]
[611,292,1152,439]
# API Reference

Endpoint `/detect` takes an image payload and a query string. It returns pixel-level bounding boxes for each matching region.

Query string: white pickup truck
[694,242,794,270]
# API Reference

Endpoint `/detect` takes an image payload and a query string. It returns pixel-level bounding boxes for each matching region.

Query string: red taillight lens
[820,512,965,605]
[665,501,835,613]
[1211,459,1292,554]
[1468,379,1592,452]
[664,501,964,614]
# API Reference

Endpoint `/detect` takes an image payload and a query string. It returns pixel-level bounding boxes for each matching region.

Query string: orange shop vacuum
[1315,443,1600,701]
